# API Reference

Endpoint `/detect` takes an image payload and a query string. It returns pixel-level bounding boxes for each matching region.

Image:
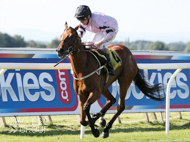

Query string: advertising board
[0,48,190,116]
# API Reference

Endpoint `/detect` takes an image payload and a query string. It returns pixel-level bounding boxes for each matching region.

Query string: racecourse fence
[1,48,190,138]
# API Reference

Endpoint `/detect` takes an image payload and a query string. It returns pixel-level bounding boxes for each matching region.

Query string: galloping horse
[56,22,164,138]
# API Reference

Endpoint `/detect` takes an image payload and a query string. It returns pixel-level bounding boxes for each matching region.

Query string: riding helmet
[74,5,91,18]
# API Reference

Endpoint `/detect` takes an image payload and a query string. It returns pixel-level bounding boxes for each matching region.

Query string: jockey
[74,5,118,76]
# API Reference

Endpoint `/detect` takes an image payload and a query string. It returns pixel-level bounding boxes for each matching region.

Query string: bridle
[54,28,80,67]
[60,28,80,54]
[54,27,96,67]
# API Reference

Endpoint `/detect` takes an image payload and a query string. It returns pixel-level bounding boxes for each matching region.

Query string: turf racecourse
[0,112,190,142]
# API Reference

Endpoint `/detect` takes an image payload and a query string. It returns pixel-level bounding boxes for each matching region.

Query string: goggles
[77,17,87,21]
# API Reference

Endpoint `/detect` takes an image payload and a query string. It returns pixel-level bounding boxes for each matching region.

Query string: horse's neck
[70,45,87,76]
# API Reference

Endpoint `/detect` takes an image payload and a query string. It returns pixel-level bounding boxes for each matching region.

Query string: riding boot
[104,53,115,76]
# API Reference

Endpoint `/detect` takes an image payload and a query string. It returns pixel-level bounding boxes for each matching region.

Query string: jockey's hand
[94,40,103,49]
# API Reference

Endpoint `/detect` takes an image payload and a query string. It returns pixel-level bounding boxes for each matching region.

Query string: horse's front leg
[79,97,88,126]
[83,90,101,138]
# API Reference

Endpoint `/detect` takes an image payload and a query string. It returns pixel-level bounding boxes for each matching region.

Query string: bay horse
[56,22,164,138]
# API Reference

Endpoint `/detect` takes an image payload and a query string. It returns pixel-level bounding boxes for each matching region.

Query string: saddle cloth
[89,49,122,70]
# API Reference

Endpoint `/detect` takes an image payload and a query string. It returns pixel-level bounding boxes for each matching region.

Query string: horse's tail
[133,68,164,101]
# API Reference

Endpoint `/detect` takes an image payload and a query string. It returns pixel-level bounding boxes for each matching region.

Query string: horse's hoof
[93,129,100,138]
[99,117,106,128]
[80,120,89,126]
[102,131,109,139]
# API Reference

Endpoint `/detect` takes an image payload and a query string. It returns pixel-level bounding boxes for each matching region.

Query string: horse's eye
[70,35,74,39]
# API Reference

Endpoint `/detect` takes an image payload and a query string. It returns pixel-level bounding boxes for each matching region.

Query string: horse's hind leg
[102,79,133,138]
[92,89,116,127]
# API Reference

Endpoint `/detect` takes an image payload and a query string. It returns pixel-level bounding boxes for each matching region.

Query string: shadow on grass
[1,120,190,137]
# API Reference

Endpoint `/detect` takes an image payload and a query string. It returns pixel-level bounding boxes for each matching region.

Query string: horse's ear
[65,22,68,29]
[75,25,80,30]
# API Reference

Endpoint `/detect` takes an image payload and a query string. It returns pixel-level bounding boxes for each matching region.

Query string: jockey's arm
[77,25,86,38]
[94,30,116,49]
[102,30,115,43]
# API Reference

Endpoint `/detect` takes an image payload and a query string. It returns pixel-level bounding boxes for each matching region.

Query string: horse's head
[56,22,80,59]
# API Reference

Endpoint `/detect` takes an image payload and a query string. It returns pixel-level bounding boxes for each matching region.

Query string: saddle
[87,48,122,72]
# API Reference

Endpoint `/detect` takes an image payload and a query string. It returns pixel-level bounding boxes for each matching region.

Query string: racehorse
[56,22,164,138]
